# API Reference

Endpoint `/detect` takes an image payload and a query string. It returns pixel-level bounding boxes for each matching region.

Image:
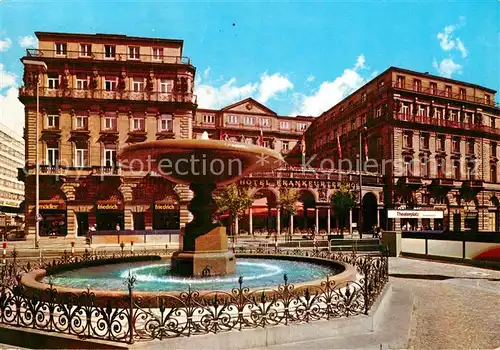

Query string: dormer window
[55,43,67,56]
[80,44,92,57]
[152,47,163,61]
[104,45,116,58]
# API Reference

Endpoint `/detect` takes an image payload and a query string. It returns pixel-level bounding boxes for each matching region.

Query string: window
[76,77,87,90]
[452,137,460,153]
[152,47,163,61]
[467,161,475,180]
[350,120,356,131]
[422,193,431,205]
[80,44,92,57]
[132,78,144,92]
[104,145,116,167]
[430,82,437,95]
[400,102,409,115]
[378,80,385,88]
[132,118,145,131]
[437,135,445,152]
[453,160,460,179]
[491,164,497,182]
[282,141,289,150]
[435,108,442,119]
[261,118,270,127]
[104,115,117,131]
[105,78,116,91]
[203,115,215,124]
[485,94,491,105]
[403,131,413,148]
[75,115,87,130]
[55,43,67,56]
[74,142,88,167]
[243,116,255,125]
[104,45,116,58]
[297,123,308,131]
[396,75,405,88]
[413,79,422,92]
[445,85,452,97]
[437,157,445,178]
[376,106,382,117]
[262,140,270,148]
[129,46,140,59]
[467,139,475,155]
[417,105,426,117]
[46,114,59,129]
[47,147,59,167]
[47,74,59,89]
[491,117,496,129]
[459,88,466,100]
[227,115,238,124]
[404,158,413,176]
[420,133,430,150]
[420,157,430,178]
[159,79,170,93]
[491,142,497,157]
[158,114,173,132]
[279,121,290,129]
[361,92,367,102]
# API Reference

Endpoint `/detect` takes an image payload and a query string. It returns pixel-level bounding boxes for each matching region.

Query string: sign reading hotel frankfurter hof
[387,210,444,219]
[239,178,358,190]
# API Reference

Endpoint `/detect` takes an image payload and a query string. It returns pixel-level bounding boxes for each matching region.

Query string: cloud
[0,87,25,136]
[195,71,293,109]
[0,63,18,89]
[456,38,468,58]
[203,67,211,79]
[432,58,462,78]
[293,55,371,116]
[306,75,315,83]
[0,38,12,52]
[436,18,468,58]
[18,35,37,48]
[257,72,293,104]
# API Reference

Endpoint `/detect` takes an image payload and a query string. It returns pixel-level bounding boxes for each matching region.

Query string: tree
[214,184,253,235]
[330,184,357,230]
[279,188,299,234]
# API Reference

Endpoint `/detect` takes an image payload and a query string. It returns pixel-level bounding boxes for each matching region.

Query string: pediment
[221,98,277,115]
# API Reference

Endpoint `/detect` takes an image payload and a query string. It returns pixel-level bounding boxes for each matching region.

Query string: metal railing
[19,86,197,104]
[26,48,192,65]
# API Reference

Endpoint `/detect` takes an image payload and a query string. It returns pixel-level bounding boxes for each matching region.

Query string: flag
[337,134,343,159]
[364,136,369,161]
[300,134,306,156]
[259,129,264,146]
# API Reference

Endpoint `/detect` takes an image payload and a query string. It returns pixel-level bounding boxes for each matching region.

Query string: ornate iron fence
[0,248,388,344]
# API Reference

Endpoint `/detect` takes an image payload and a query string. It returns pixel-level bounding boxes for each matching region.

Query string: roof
[34,32,184,46]
[220,97,277,115]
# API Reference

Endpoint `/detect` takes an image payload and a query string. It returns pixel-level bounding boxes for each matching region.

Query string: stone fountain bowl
[118,139,285,186]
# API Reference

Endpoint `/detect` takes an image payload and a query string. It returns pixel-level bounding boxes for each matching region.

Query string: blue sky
[1,1,499,135]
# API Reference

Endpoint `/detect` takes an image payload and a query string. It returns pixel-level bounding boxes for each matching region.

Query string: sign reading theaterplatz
[239,178,358,190]
[387,210,444,219]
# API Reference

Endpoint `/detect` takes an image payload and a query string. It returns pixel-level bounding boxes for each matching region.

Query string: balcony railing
[26,48,192,65]
[392,81,499,108]
[19,86,197,104]
[92,166,121,176]
[393,113,500,136]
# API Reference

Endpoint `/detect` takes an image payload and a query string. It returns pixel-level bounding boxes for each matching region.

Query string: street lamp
[359,126,367,237]
[22,59,47,249]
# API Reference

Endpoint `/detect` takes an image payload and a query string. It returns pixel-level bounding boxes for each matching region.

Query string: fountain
[118,134,284,277]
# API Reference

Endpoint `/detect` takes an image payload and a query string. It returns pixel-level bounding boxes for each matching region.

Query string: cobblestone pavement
[389,257,500,350]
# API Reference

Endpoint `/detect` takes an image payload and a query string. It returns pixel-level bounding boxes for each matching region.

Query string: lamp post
[359,126,367,237]
[22,59,47,249]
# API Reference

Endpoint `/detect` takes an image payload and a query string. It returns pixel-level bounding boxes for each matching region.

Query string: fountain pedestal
[171,183,236,277]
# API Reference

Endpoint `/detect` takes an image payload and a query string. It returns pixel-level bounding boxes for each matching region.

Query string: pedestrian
[116,223,121,232]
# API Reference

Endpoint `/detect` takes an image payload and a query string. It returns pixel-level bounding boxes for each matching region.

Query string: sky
[0,0,499,136]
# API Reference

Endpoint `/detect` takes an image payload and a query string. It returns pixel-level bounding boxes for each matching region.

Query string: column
[124,208,133,230]
[276,205,281,235]
[349,209,353,234]
[290,214,294,236]
[315,207,319,233]
[327,208,331,234]
[66,208,77,238]
[235,216,239,235]
[249,207,253,235]
[377,208,381,227]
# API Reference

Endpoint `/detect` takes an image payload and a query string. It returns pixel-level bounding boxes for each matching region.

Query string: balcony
[393,113,500,136]
[156,129,175,140]
[392,81,499,108]
[19,86,197,104]
[92,166,121,177]
[41,126,61,134]
[25,48,192,66]
[25,165,67,177]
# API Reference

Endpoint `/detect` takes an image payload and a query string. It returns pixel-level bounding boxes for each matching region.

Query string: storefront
[388,210,444,231]
[96,198,124,231]
[39,199,67,236]
[153,196,180,230]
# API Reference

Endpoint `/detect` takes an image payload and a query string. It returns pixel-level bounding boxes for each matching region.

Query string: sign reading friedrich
[239,178,358,190]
